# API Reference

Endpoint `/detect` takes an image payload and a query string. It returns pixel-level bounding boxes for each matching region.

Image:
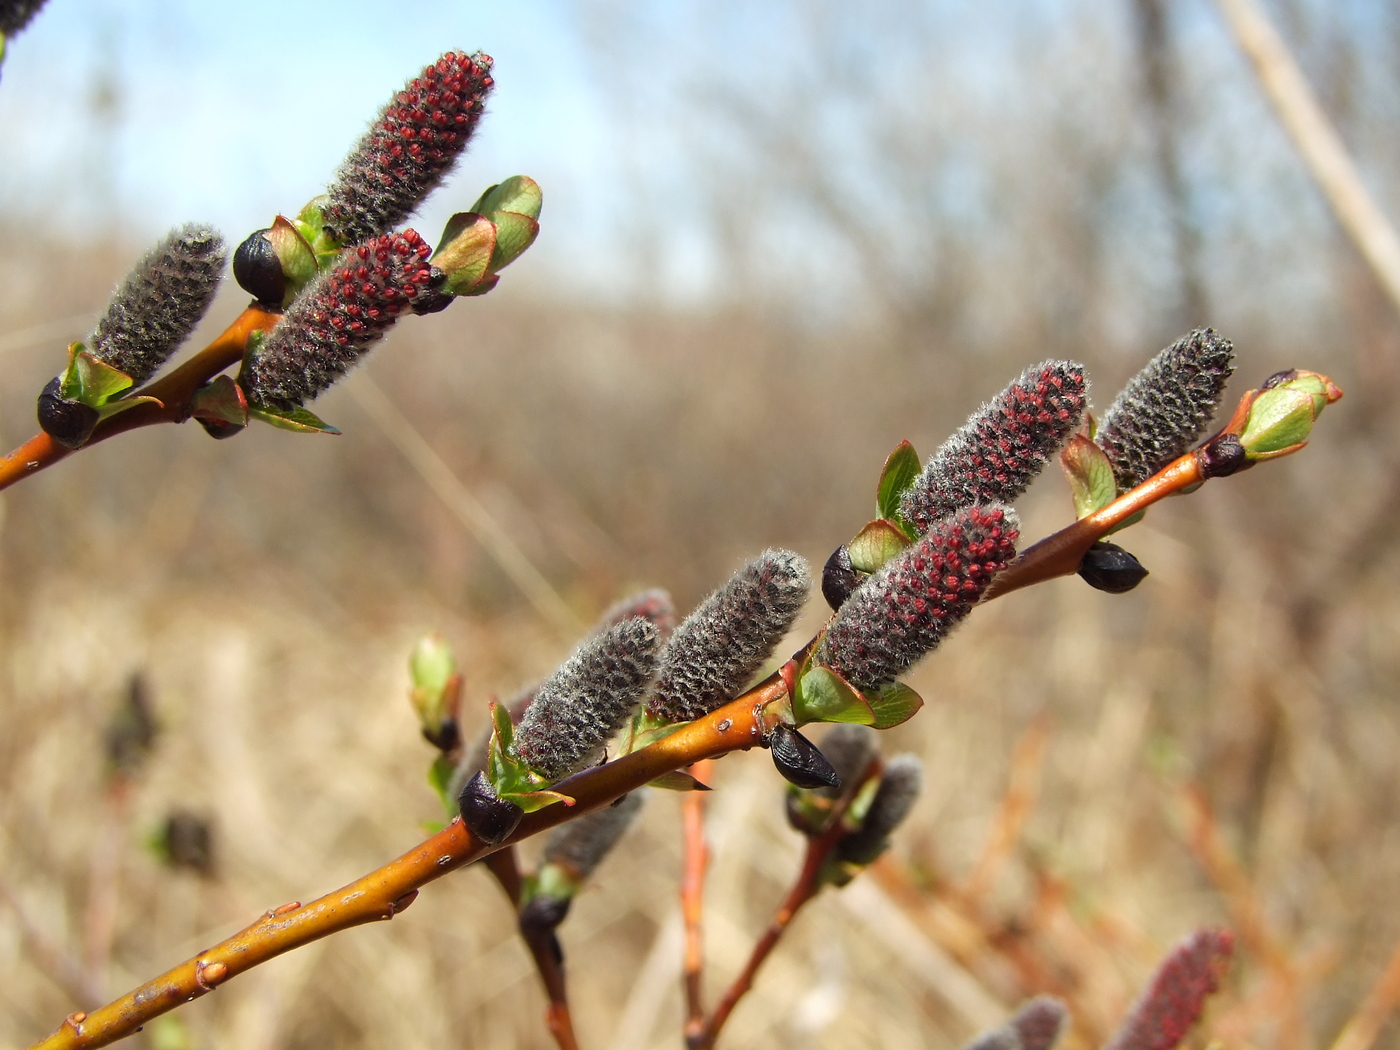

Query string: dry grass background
[6,3,1400,1049]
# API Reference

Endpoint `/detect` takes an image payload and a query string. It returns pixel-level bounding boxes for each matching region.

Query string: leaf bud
[1237,370,1342,460]
[1077,541,1148,594]
[409,633,463,753]
[768,723,840,790]
[457,770,523,845]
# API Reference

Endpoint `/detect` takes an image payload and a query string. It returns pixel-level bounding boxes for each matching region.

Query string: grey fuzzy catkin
[901,361,1086,535]
[0,0,47,35]
[836,753,922,865]
[513,618,660,782]
[648,550,810,724]
[1097,329,1235,492]
[88,224,225,383]
[960,997,1068,1050]
[542,791,644,882]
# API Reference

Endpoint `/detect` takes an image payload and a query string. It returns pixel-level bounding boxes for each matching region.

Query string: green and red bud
[1237,369,1342,460]
[409,633,463,753]
[429,176,543,299]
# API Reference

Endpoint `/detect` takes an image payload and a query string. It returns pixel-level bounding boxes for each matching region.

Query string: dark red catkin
[321,51,495,248]
[88,223,227,383]
[900,361,1086,535]
[1096,329,1235,492]
[239,230,433,410]
[820,505,1019,690]
[1102,929,1233,1050]
[648,550,810,724]
[513,618,660,782]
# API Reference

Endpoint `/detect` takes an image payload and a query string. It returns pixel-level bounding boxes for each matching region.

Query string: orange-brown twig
[0,304,279,492]
[682,760,714,1050]
[1328,931,1400,1050]
[27,676,788,1050]
[696,759,879,1050]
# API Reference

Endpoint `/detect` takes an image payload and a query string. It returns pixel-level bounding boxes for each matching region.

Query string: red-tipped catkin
[960,997,1069,1050]
[820,505,1018,690]
[322,51,495,248]
[542,790,644,883]
[1010,997,1069,1050]
[900,362,1086,534]
[1097,329,1235,491]
[88,223,226,383]
[239,230,434,409]
[836,753,922,865]
[648,550,810,724]
[513,618,660,782]
[0,0,47,35]
[1103,929,1234,1050]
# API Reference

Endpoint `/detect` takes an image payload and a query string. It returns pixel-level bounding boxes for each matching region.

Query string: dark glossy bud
[1199,433,1248,478]
[232,229,287,306]
[519,893,572,933]
[156,811,216,876]
[1077,541,1149,594]
[37,375,100,449]
[1261,369,1297,390]
[197,417,247,440]
[457,770,523,845]
[821,544,866,610]
[768,724,840,790]
[421,716,461,754]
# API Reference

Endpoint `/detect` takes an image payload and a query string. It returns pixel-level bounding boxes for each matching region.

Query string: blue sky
[0,1,629,293]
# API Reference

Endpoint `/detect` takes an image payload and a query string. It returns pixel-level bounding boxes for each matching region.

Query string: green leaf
[647,770,711,791]
[486,211,540,272]
[472,175,543,220]
[268,215,320,299]
[432,212,498,295]
[59,344,135,408]
[847,519,912,574]
[865,680,924,729]
[1059,434,1117,516]
[794,666,875,725]
[498,788,575,814]
[248,403,341,435]
[189,375,249,427]
[876,440,921,524]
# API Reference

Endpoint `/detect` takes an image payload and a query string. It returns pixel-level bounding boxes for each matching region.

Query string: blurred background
[2,1,1400,1048]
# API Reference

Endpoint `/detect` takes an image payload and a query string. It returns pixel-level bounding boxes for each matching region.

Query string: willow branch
[0,303,279,492]
[27,677,787,1050]
[681,760,713,1050]
[26,438,1256,1050]
[697,760,876,1050]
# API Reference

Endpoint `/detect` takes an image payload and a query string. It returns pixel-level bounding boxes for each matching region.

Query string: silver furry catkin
[88,224,226,383]
[648,550,810,724]
[1096,329,1235,492]
[836,754,922,865]
[820,505,1018,690]
[542,791,644,882]
[321,51,494,248]
[901,361,1086,535]
[513,618,660,781]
